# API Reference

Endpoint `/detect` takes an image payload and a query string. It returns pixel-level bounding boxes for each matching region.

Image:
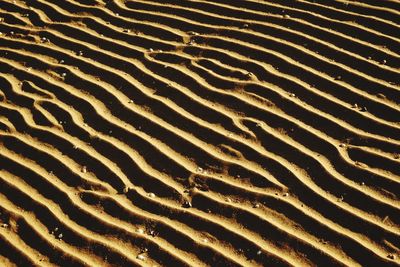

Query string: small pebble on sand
[387,254,396,260]
[183,200,192,208]
[376,93,386,99]
[81,166,87,173]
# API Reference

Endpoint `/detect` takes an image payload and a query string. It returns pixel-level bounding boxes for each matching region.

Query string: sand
[0,0,399,266]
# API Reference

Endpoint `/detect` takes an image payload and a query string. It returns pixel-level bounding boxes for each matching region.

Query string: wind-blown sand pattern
[0,0,399,266]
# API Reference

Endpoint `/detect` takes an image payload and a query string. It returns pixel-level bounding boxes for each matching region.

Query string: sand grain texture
[0,0,399,266]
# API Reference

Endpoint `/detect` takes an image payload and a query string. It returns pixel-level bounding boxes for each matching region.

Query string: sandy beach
[0,0,399,266]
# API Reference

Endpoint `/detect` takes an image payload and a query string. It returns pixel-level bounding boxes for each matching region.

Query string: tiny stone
[242,23,249,28]
[148,192,155,198]
[123,29,130,33]
[381,59,387,65]
[1,223,8,228]
[355,161,367,168]
[360,106,368,112]
[226,198,232,203]
[196,167,203,173]
[137,254,145,261]
[61,72,67,77]
[128,99,133,103]
[148,48,153,52]
[289,93,296,97]
[376,93,386,99]
[115,13,119,16]
[335,75,341,80]
[253,203,260,208]
[81,166,87,173]
[10,31,14,35]
[182,200,192,208]
[59,59,64,64]
[351,103,358,109]
[257,250,262,256]
[339,143,346,148]
[58,233,63,239]
[136,228,144,234]
[360,182,365,186]
[283,193,289,197]
[283,14,290,18]
[387,254,395,260]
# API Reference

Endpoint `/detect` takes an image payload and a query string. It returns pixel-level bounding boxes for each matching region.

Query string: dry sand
[0,0,399,266]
